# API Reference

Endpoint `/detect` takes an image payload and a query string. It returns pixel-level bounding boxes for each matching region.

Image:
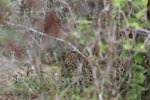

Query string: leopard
[61,51,93,87]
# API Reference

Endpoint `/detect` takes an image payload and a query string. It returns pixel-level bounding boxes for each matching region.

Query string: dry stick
[4,21,86,58]
[5,21,89,85]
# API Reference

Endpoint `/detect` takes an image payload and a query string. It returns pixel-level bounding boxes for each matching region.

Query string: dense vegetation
[0,0,150,100]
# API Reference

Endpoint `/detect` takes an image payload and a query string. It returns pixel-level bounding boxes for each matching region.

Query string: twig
[4,21,86,58]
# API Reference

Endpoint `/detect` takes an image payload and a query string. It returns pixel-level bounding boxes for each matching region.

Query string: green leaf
[114,0,122,8]
[99,44,107,53]
[134,65,145,72]
[119,50,128,61]
[123,40,133,50]
[77,19,92,26]
[136,73,146,84]
[141,0,147,6]
[134,54,143,64]
[130,82,136,88]
[85,36,94,45]
[135,8,146,19]
[79,39,85,45]
[128,89,137,100]
[130,22,141,29]
[137,85,145,91]
[134,43,146,52]
[114,0,128,10]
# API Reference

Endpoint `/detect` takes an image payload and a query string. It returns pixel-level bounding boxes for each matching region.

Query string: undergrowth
[0,0,150,100]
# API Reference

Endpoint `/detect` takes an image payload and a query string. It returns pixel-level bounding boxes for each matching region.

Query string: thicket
[0,0,150,100]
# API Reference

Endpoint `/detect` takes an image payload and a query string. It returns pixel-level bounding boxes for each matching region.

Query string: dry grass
[0,0,150,100]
